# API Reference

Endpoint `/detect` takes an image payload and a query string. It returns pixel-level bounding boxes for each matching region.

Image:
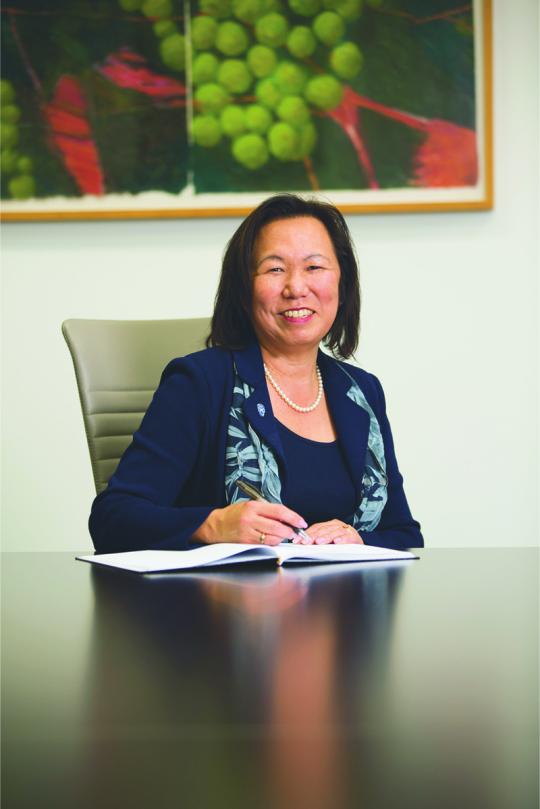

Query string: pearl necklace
[263,362,323,413]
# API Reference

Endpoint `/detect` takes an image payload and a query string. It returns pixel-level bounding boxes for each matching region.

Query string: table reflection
[81,561,407,809]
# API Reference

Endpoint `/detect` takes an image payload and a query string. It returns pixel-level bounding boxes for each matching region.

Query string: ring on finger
[259,532,266,544]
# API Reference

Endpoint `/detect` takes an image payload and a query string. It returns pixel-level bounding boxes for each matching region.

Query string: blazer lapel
[318,351,370,504]
[232,343,286,468]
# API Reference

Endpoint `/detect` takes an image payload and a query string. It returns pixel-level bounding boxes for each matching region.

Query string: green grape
[299,121,317,159]
[288,0,321,17]
[0,80,15,106]
[217,59,253,94]
[255,77,283,110]
[268,121,299,160]
[293,120,317,158]
[1,122,18,149]
[8,174,35,199]
[195,82,231,113]
[215,21,250,55]
[192,114,222,147]
[322,0,362,20]
[276,95,310,126]
[200,0,233,17]
[141,0,172,18]
[191,16,219,49]
[312,11,345,45]
[220,104,247,137]
[0,149,19,174]
[286,26,316,58]
[245,104,273,133]
[232,133,269,169]
[17,155,33,173]
[232,0,265,23]
[273,61,307,94]
[246,45,277,78]
[153,19,176,37]
[160,33,186,71]
[255,13,289,47]
[304,74,343,110]
[1,105,21,124]
[118,0,143,11]
[192,52,220,85]
[330,42,363,79]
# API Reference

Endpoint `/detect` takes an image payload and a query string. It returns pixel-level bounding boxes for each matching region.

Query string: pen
[236,479,312,544]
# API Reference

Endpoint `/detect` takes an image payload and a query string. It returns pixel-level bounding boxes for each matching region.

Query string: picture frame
[0,0,493,221]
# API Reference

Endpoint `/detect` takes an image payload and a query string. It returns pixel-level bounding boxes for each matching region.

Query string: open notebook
[76,543,418,574]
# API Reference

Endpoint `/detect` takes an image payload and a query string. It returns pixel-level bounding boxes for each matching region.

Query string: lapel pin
[257,403,266,417]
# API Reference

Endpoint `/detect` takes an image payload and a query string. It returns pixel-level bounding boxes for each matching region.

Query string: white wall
[2,0,538,552]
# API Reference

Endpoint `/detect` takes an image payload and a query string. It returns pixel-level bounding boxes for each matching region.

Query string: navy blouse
[277,421,357,525]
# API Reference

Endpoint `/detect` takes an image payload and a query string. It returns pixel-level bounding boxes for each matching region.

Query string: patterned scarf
[224,362,388,531]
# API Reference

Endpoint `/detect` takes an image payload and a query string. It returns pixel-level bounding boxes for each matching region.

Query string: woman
[90,194,423,553]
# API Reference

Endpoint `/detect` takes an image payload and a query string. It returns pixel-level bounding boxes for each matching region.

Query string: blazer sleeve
[89,357,215,554]
[358,375,424,550]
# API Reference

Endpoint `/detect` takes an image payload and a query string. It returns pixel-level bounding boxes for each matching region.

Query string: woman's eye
[307,265,323,271]
[267,266,284,273]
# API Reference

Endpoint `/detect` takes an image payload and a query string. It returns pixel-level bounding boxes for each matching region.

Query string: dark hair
[206,194,361,359]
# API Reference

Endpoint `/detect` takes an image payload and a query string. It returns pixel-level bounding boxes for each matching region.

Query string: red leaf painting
[42,76,104,196]
[412,120,478,187]
[327,87,478,190]
[97,48,186,103]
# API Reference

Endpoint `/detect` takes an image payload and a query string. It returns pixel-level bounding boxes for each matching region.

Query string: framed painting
[0,0,492,221]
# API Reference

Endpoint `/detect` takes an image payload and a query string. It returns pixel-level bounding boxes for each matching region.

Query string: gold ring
[259,533,266,544]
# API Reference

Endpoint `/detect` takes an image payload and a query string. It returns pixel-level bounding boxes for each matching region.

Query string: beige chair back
[62,318,210,494]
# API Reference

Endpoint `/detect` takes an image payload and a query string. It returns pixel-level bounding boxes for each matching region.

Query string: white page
[276,543,417,564]
[76,543,278,573]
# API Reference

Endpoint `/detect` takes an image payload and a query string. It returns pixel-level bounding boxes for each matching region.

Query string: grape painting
[0,0,487,213]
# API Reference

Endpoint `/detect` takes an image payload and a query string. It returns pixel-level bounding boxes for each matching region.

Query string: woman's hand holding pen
[193,501,309,546]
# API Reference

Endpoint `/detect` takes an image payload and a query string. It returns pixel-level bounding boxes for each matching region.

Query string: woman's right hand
[193,501,308,546]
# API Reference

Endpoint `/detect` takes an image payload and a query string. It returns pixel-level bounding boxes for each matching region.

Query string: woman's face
[251,216,341,355]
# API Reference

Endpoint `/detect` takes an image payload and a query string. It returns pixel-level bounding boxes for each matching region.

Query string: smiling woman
[89,194,423,554]
[252,217,341,355]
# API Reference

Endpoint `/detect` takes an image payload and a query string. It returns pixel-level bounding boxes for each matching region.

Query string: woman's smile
[280,307,315,323]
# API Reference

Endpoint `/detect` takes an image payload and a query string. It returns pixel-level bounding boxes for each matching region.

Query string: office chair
[62,318,210,494]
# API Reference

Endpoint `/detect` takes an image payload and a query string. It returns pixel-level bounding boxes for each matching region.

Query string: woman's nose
[283,269,307,297]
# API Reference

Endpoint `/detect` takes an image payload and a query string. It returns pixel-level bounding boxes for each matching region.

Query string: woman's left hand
[296,520,364,545]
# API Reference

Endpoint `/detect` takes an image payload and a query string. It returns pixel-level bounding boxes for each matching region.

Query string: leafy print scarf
[224,362,388,531]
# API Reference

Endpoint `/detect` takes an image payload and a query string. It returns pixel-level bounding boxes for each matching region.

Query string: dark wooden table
[2,549,538,809]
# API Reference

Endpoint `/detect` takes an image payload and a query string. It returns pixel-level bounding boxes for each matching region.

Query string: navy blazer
[89,342,423,553]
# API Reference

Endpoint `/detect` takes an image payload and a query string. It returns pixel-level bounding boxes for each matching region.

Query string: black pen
[236,479,312,544]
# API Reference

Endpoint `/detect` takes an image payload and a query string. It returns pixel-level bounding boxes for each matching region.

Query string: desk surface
[2,549,538,809]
